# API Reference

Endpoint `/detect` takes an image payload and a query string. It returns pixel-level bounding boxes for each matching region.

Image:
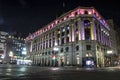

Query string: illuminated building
[26,7,111,67]
[0,31,8,63]
[5,34,26,64]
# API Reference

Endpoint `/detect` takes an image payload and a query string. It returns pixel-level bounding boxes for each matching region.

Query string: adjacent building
[26,7,113,67]
[5,34,26,63]
[0,31,26,64]
[107,19,118,66]
[0,31,8,63]
[114,24,120,64]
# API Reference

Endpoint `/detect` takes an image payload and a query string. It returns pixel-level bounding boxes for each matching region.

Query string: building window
[75,21,78,27]
[66,47,69,52]
[84,11,88,14]
[45,52,47,55]
[75,12,78,15]
[49,39,51,48]
[52,31,54,36]
[48,51,51,55]
[61,48,63,52]
[66,30,69,34]
[66,37,69,42]
[67,55,69,65]
[42,53,44,56]
[75,29,78,34]
[46,42,48,49]
[76,36,79,41]
[76,46,79,51]
[62,32,65,36]
[76,53,79,64]
[57,29,60,34]
[61,38,64,44]
[84,20,90,27]
[57,34,60,38]
[84,20,91,41]
[85,28,91,41]
[86,45,91,50]
[57,40,59,46]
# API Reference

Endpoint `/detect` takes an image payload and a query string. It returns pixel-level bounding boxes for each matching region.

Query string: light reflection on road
[19,67,27,72]
[6,68,12,72]
[5,73,11,76]
[51,67,60,70]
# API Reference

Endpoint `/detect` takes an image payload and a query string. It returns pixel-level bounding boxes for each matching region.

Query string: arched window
[84,20,90,27]
[84,20,91,41]
[66,47,69,52]
[61,48,63,52]
[84,11,88,14]
[76,46,79,51]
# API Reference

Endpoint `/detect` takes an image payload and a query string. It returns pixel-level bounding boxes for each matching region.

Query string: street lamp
[9,51,13,57]
[53,47,59,51]
[9,51,13,63]
[107,50,113,54]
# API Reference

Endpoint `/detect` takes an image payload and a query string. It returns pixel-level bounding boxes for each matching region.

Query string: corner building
[26,7,111,67]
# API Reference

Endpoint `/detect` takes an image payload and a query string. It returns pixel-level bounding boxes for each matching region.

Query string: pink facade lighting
[80,9,84,14]
[64,17,67,20]
[70,12,75,17]
[88,10,92,15]
[26,7,110,42]
[55,20,58,24]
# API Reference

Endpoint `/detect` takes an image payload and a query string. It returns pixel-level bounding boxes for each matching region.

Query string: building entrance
[82,57,95,68]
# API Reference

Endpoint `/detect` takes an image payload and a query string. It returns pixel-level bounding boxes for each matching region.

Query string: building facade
[116,28,120,64]
[0,31,8,63]
[107,19,118,66]
[5,34,26,64]
[26,7,111,67]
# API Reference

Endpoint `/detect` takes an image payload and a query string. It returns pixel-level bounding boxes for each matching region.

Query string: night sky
[0,0,119,38]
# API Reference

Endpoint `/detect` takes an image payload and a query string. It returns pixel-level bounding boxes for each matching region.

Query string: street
[0,64,120,80]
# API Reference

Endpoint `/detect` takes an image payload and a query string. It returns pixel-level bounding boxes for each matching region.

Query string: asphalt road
[0,64,120,80]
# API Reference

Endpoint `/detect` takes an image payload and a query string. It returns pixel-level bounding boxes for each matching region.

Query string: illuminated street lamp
[53,47,59,51]
[107,50,113,54]
[9,51,13,57]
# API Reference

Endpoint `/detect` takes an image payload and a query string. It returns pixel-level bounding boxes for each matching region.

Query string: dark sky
[0,0,119,38]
